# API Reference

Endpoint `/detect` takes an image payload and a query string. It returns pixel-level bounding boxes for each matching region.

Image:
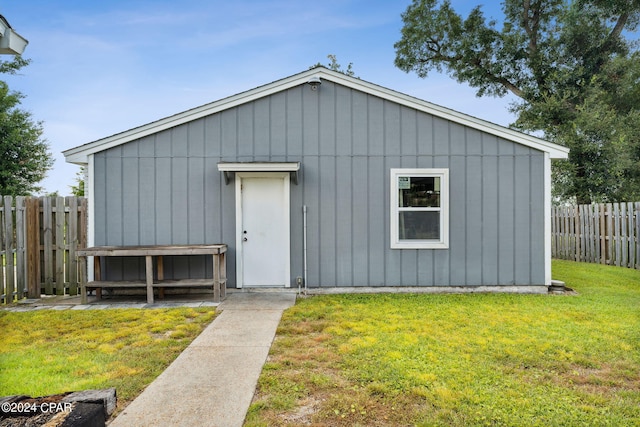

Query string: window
[390,168,449,249]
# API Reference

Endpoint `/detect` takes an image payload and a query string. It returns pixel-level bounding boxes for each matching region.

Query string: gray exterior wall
[93,80,545,286]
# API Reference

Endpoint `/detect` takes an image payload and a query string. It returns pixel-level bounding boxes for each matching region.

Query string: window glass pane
[398,211,440,240]
[398,176,440,207]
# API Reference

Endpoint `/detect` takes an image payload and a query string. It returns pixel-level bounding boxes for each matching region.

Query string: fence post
[25,197,40,298]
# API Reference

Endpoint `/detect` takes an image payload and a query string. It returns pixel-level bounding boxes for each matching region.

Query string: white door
[236,173,290,287]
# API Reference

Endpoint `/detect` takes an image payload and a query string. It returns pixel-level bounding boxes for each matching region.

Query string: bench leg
[220,252,226,300]
[80,256,88,304]
[145,255,154,304]
[213,254,220,303]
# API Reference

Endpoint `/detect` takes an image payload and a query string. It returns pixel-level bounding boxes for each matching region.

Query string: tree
[394,0,640,203]
[310,54,358,77]
[70,166,85,197]
[0,56,53,196]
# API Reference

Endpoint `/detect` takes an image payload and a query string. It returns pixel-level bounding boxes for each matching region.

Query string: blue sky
[2,1,516,195]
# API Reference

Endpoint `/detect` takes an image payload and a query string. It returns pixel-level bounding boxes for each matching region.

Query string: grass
[246,260,640,427]
[0,307,216,412]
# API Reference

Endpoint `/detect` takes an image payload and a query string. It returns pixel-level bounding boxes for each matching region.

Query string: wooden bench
[77,245,227,304]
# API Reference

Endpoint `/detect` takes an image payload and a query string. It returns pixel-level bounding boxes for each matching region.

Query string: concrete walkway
[108,292,296,427]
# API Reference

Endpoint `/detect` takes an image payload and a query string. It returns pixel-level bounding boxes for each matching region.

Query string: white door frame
[235,172,291,288]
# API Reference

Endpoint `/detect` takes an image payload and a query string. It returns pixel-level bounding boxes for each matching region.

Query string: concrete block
[62,388,117,417]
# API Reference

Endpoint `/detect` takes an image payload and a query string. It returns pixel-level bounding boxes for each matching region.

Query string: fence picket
[67,197,79,296]
[3,196,15,301]
[570,206,575,260]
[620,203,629,267]
[0,198,5,302]
[55,196,65,295]
[25,197,39,298]
[614,204,621,266]
[42,197,54,294]
[599,203,606,264]
[583,205,588,262]
[551,201,639,269]
[607,203,613,265]
[15,196,26,298]
[636,202,640,268]
[631,203,636,267]
[579,204,586,262]
[592,204,596,261]
[587,205,593,262]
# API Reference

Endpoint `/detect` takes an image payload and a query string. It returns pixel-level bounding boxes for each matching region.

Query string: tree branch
[470,57,524,98]
[499,78,524,98]
[608,12,629,42]
[523,0,534,50]
[592,12,629,75]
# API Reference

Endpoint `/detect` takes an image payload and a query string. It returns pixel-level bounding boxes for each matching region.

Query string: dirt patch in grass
[278,396,319,425]
[555,362,640,394]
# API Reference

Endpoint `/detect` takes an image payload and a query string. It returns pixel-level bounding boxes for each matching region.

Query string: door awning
[217,162,300,185]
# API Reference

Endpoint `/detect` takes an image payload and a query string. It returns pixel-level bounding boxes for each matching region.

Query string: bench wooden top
[77,244,227,257]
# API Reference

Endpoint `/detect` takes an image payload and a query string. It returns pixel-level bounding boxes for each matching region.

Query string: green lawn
[0,307,216,412]
[246,260,640,426]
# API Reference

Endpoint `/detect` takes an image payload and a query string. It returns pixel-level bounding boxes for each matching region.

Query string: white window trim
[390,168,449,249]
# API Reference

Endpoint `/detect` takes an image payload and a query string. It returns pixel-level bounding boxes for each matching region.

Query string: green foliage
[0,57,53,196]
[516,54,640,203]
[310,54,357,77]
[70,166,86,196]
[395,0,640,203]
[0,55,30,75]
[248,261,640,426]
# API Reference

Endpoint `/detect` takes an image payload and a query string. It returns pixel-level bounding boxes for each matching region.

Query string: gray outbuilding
[63,67,569,294]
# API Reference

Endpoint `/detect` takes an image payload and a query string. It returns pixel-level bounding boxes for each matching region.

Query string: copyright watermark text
[1,401,72,415]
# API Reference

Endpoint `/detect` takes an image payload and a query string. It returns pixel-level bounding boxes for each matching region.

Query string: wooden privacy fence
[0,196,87,303]
[552,202,640,269]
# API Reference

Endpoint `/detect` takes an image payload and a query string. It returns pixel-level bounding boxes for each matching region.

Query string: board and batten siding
[92,80,545,287]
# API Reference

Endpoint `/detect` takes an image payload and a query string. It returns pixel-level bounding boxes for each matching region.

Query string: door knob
[243,237,248,242]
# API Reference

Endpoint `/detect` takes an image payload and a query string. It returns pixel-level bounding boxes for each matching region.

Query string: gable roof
[63,67,569,164]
